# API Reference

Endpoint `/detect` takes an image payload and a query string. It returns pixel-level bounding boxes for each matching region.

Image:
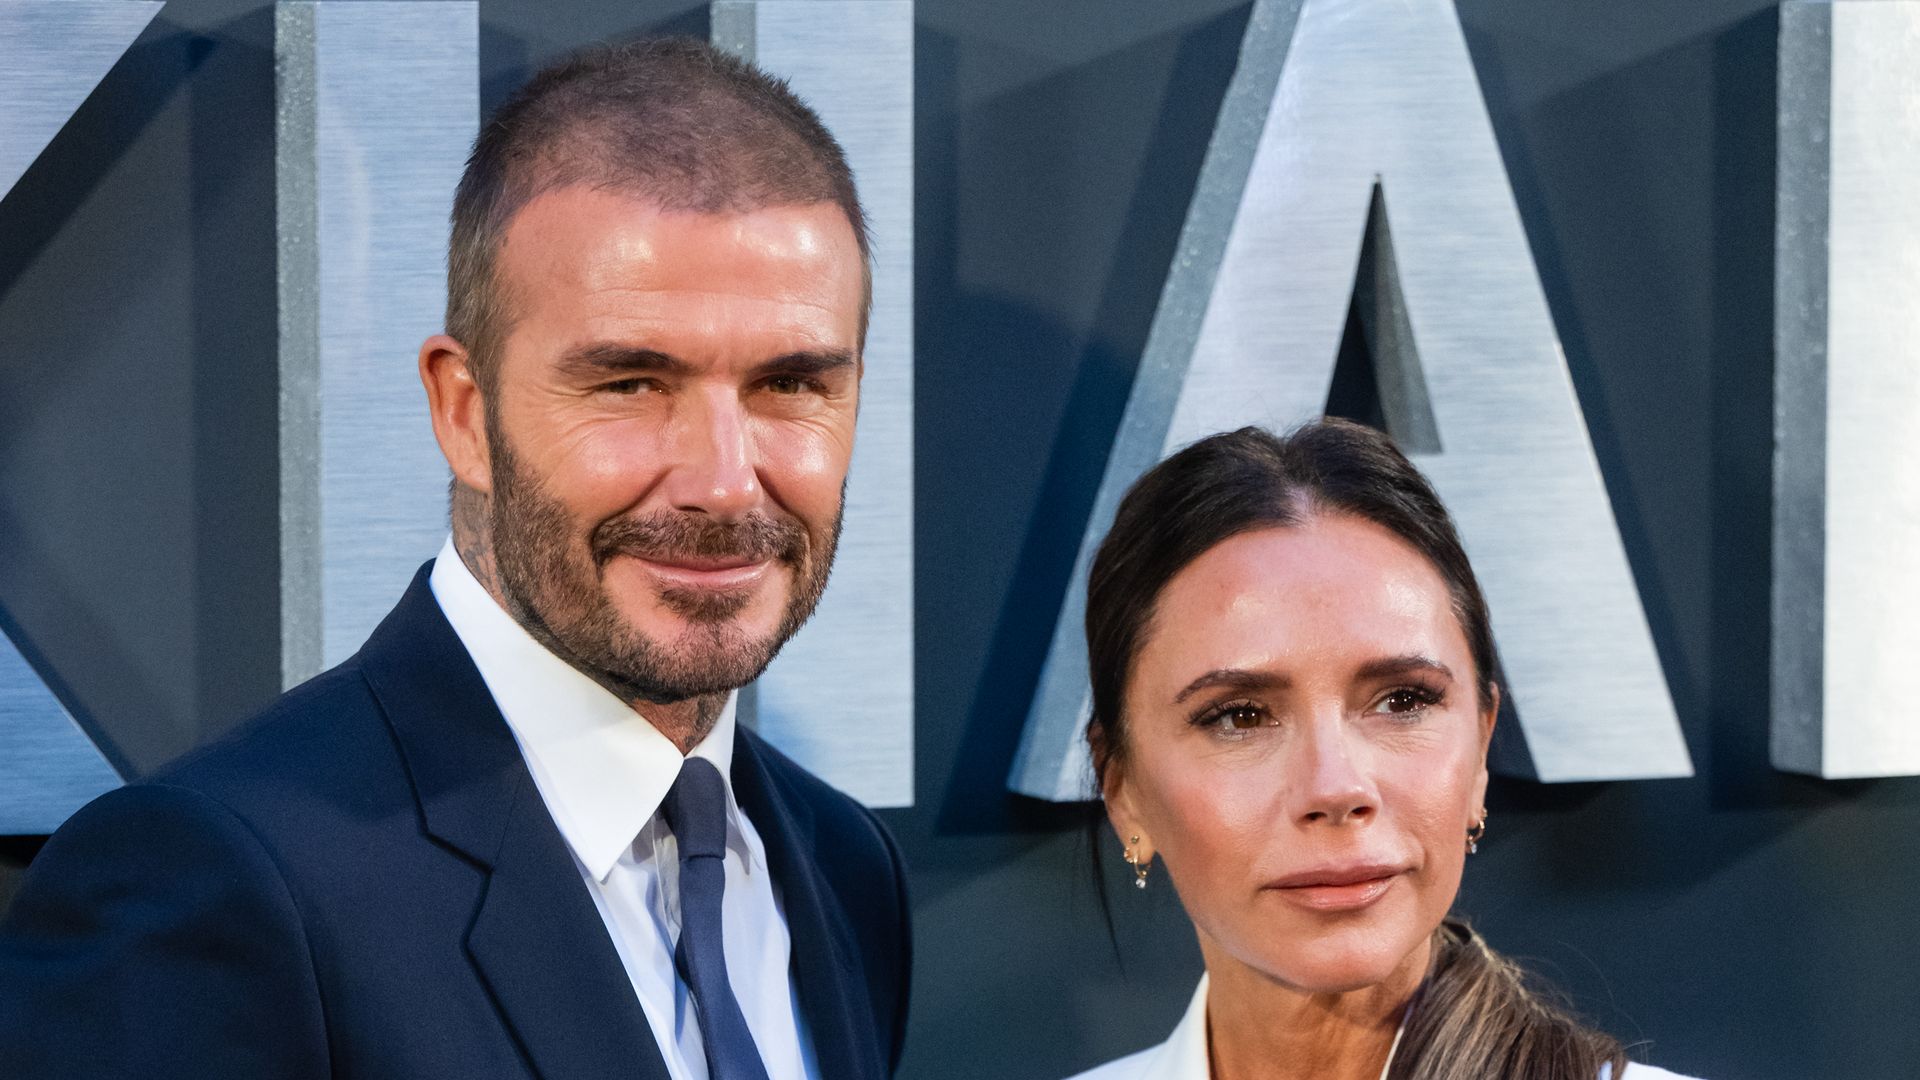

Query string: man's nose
[1289,715,1379,827]
[660,387,761,518]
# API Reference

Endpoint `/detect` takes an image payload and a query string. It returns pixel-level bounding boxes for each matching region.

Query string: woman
[1067,421,1700,1080]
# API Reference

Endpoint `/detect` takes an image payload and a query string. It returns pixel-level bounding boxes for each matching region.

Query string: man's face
[481,187,864,701]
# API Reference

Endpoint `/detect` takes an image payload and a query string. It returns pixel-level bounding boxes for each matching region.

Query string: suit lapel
[361,566,668,1080]
[466,771,668,1080]
[732,730,885,1080]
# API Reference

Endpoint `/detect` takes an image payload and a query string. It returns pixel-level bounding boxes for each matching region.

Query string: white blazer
[1064,976,1704,1080]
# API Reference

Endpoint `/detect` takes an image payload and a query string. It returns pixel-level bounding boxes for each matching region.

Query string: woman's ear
[1093,725,1153,861]
[1470,682,1499,816]
[1478,683,1500,752]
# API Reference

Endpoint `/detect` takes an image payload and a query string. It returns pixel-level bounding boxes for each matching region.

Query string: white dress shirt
[431,539,819,1080]
[1063,974,1703,1080]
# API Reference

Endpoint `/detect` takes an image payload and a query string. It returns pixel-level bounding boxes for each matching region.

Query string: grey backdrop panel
[1010,0,1692,800]
[277,1,478,687]
[1774,0,1920,778]
[714,0,915,808]
[0,642,122,834]
[0,0,162,832]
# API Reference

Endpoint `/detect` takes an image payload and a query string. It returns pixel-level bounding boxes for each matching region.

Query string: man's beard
[486,435,840,703]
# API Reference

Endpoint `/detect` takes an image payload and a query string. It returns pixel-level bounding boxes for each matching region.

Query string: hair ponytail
[1389,920,1628,1080]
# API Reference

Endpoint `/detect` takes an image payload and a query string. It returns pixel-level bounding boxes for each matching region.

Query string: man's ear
[420,334,492,494]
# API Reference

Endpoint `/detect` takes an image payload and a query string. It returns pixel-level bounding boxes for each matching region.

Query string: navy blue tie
[659,758,771,1080]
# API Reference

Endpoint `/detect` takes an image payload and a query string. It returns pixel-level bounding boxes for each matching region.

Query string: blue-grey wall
[3,2,1915,1078]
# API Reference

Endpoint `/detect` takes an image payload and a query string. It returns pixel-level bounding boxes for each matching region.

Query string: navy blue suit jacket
[0,566,912,1079]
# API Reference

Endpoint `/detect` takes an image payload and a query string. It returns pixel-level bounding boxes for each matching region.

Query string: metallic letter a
[1009,0,1693,800]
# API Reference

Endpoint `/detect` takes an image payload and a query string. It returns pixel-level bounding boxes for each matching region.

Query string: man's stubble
[483,428,842,718]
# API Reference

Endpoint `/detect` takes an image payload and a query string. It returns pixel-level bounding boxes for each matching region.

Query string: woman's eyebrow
[1354,654,1454,682]
[1172,668,1289,704]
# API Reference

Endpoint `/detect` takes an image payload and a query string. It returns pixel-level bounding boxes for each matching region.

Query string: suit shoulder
[0,783,330,1078]
[117,658,416,858]
[3,781,307,963]
[29,780,283,875]
[148,658,395,801]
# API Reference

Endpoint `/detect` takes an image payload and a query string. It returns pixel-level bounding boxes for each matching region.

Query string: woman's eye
[1374,687,1442,716]
[1196,701,1270,733]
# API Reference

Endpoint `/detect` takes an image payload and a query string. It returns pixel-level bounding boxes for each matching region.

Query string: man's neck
[452,485,508,600]
[645,694,730,754]
[449,491,727,754]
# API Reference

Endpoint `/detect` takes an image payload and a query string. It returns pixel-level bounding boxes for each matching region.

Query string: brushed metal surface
[277,2,478,687]
[1775,1,1920,778]
[715,1,915,808]
[0,0,159,831]
[1009,0,1304,803]
[0,633,123,834]
[1011,0,1691,800]
[0,1,163,198]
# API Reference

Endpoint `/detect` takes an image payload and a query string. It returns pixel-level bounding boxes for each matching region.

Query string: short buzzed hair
[446,37,871,391]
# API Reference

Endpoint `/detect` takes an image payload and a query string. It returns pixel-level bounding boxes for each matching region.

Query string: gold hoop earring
[1123,834,1151,889]
[1466,809,1488,855]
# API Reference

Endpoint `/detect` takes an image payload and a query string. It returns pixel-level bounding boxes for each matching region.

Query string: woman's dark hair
[1085,419,1495,787]
[1083,420,1627,1080]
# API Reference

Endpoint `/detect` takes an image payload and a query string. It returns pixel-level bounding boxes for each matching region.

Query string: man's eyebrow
[1354,655,1455,683]
[746,348,859,379]
[552,344,691,381]
[1173,668,1289,704]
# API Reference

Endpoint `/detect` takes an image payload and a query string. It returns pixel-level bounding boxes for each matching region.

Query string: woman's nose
[1291,719,1379,826]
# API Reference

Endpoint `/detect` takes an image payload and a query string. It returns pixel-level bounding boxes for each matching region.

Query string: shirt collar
[429,537,749,883]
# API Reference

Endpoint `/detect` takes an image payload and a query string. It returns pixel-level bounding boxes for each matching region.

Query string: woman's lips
[1265,864,1406,912]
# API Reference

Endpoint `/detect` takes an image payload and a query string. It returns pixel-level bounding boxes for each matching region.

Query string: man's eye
[600,378,650,395]
[766,375,813,395]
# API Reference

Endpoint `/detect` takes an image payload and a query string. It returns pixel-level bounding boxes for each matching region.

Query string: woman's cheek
[1158,767,1276,877]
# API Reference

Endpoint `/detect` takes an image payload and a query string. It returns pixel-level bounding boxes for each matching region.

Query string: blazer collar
[731,728,887,1080]
[359,564,668,1080]
[360,563,521,866]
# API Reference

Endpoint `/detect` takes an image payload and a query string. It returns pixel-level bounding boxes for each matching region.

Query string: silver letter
[714,1,916,807]
[277,1,478,686]
[1774,1,1920,778]
[1010,0,1692,800]
[0,0,161,831]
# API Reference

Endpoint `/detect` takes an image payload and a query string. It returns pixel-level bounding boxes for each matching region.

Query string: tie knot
[661,757,728,860]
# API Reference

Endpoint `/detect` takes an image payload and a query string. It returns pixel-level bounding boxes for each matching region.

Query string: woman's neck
[1201,936,1428,1080]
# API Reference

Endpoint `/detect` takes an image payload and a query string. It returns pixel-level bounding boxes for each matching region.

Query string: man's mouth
[622,552,778,591]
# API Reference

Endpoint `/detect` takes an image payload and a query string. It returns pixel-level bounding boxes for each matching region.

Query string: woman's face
[1105,514,1493,995]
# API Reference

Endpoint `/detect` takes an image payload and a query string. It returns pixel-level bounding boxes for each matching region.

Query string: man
[0,39,909,1080]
